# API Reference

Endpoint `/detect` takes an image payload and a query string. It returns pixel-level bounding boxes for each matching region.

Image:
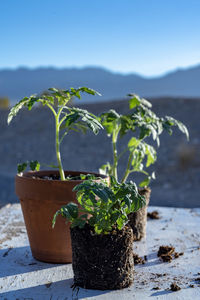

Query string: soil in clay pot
[128,187,151,240]
[70,224,134,290]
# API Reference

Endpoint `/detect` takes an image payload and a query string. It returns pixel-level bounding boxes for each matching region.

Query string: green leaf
[17,162,28,173]
[140,97,152,108]
[145,144,157,167]
[128,137,140,150]
[139,125,151,140]
[65,203,78,219]
[166,116,189,141]
[48,87,59,92]
[52,210,61,228]
[29,160,40,171]
[71,218,86,228]
[8,97,29,124]
[119,115,133,137]
[99,163,112,176]
[77,87,101,96]
[62,108,103,135]
[139,176,151,187]
[124,195,131,208]
[129,95,140,109]
[100,110,121,136]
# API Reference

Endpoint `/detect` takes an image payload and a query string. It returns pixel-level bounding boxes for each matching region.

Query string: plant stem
[121,152,133,183]
[112,128,119,180]
[55,115,65,180]
[47,103,65,180]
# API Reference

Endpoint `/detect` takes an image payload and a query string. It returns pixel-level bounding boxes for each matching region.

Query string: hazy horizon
[1,62,200,79]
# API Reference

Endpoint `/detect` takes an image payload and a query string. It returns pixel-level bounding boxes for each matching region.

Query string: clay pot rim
[16,170,108,183]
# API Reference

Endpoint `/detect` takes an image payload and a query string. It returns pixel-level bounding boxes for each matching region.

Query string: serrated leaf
[8,97,29,124]
[62,108,103,135]
[77,87,101,96]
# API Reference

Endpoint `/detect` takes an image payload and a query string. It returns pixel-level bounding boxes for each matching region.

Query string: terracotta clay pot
[15,170,108,263]
[128,187,151,241]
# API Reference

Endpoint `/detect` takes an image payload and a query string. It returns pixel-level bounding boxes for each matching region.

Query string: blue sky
[0,0,200,76]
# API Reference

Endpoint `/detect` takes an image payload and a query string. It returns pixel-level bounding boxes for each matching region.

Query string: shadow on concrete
[150,289,173,297]
[0,278,73,299]
[0,246,62,278]
[136,251,162,268]
[0,278,112,300]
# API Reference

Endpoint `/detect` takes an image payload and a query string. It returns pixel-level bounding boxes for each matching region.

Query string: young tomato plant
[8,87,103,180]
[52,176,146,234]
[100,94,189,186]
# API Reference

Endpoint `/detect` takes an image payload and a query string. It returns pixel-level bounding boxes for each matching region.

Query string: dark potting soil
[170,283,181,291]
[128,187,151,241]
[147,210,160,219]
[32,174,99,181]
[70,224,134,290]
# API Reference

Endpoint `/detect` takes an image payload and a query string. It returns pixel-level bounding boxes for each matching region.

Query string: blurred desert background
[0,0,199,208]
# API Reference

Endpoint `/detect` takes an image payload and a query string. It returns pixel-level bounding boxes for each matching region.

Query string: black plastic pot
[128,187,151,240]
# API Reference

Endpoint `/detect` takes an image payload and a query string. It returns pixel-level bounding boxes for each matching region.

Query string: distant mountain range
[0,64,200,104]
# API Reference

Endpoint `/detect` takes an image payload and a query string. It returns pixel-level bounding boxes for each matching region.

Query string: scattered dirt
[147,211,160,219]
[195,277,200,282]
[161,255,173,262]
[170,283,181,291]
[156,273,167,277]
[174,252,184,258]
[157,245,184,262]
[133,253,145,265]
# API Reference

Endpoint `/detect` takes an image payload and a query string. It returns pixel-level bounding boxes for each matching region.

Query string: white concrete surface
[0,203,200,300]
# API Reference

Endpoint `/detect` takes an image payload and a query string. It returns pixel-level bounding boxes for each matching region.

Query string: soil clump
[133,253,145,265]
[147,211,160,219]
[170,283,181,291]
[157,245,184,262]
